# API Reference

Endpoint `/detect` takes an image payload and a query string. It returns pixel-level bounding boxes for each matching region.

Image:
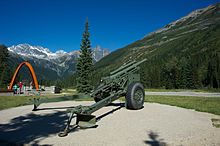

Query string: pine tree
[76,19,93,94]
[0,45,9,89]
[206,52,220,88]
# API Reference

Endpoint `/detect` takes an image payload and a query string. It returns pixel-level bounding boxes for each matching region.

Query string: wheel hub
[134,89,144,104]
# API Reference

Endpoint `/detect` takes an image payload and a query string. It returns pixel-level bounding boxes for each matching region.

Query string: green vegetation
[0,45,11,89]
[0,94,93,110]
[211,118,220,128]
[92,3,220,90]
[145,88,193,92]
[145,88,220,92]
[145,95,220,115]
[1,92,220,117]
[76,19,94,93]
[0,96,31,110]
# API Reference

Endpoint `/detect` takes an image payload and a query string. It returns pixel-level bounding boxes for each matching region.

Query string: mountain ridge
[93,3,220,89]
[147,4,217,36]
[8,43,109,80]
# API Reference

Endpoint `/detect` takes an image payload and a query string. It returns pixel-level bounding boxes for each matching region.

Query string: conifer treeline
[89,23,220,90]
[0,45,10,89]
[140,52,220,89]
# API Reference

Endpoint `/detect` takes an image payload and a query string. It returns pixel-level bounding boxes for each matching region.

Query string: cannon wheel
[94,97,101,102]
[126,82,145,110]
[94,93,102,102]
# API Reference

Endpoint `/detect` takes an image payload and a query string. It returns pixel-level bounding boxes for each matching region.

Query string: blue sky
[0,0,219,52]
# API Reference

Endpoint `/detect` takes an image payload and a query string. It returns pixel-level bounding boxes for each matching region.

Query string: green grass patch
[145,88,186,92]
[0,96,31,110]
[35,95,94,103]
[145,88,220,93]
[0,94,94,110]
[211,118,220,128]
[145,95,220,115]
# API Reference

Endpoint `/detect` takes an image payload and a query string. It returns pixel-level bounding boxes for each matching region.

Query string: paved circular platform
[0,101,220,146]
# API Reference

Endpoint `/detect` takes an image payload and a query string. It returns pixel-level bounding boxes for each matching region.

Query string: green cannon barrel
[110,61,136,75]
[109,59,147,78]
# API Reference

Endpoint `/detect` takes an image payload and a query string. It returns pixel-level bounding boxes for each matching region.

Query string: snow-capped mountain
[93,45,110,61]
[8,44,80,60]
[8,44,109,79]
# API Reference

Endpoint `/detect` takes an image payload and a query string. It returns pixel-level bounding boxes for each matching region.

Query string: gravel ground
[0,101,220,146]
[145,91,220,97]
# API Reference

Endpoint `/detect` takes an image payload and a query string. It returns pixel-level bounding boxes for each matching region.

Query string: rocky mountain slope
[94,3,220,89]
[8,44,109,80]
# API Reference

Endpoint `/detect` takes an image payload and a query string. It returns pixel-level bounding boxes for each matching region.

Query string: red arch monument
[9,61,39,90]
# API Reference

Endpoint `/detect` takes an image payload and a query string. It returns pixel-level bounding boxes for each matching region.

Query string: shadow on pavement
[144,131,167,146]
[96,103,124,121]
[0,102,125,145]
[0,111,67,145]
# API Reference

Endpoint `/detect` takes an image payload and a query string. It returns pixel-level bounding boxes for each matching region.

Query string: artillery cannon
[91,59,146,109]
[58,59,147,137]
[33,59,146,137]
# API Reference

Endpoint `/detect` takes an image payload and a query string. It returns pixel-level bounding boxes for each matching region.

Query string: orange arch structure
[9,61,39,90]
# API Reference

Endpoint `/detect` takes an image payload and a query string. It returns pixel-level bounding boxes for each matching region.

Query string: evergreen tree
[0,45,9,89]
[206,52,220,88]
[76,19,93,94]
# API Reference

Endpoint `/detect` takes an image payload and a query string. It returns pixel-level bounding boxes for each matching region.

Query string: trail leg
[58,112,75,137]
[32,98,41,111]
[32,104,38,111]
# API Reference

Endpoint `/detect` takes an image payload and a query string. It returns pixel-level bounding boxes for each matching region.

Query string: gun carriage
[33,59,146,137]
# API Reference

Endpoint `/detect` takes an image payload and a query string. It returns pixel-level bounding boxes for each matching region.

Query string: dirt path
[145,91,220,97]
[0,101,220,146]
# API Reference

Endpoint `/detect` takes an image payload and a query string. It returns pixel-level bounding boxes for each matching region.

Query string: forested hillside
[93,3,220,89]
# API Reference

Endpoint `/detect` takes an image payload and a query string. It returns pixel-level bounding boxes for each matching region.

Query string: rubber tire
[94,97,102,102]
[94,93,102,102]
[126,82,145,110]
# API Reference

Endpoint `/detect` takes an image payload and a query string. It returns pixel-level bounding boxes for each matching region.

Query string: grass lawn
[1,93,220,117]
[0,94,93,110]
[145,95,220,115]
[145,88,220,92]
[0,96,31,110]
